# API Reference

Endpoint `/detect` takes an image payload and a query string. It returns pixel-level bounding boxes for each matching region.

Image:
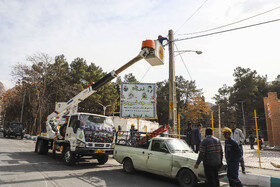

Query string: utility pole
[168,29,177,133]
[20,89,26,123]
[240,101,246,135]
[218,105,221,139]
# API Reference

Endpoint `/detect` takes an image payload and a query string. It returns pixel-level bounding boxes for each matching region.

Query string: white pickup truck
[114,136,216,187]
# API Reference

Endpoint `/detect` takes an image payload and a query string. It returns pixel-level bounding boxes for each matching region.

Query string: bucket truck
[35,39,165,166]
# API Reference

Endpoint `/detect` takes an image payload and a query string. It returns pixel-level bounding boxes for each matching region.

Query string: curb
[24,134,37,141]
[224,173,280,187]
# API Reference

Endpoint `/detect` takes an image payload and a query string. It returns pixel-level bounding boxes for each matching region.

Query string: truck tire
[177,168,197,187]
[123,158,135,173]
[36,139,49,155]
[3,132,6,137]
[63,146,76,166]
[60,123,67,137]
[97,154,108,165]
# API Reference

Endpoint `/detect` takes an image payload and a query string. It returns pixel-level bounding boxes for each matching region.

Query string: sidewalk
[238,145,280,187]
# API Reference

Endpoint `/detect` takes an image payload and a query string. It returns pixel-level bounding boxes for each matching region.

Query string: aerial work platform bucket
[142,40,164,66]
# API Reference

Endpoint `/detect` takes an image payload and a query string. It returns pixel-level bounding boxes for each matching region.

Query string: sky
[0,0,280,103]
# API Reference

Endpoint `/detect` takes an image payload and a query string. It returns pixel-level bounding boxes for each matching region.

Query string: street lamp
[174,50,203,56]
[97,102,111,116]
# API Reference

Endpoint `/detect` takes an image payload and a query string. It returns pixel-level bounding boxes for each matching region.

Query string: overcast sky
[1,0,279,103]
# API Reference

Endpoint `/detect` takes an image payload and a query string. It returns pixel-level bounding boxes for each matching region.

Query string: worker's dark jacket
[196,135,223,166]
[225,137,242,163]
[192,128,201,146]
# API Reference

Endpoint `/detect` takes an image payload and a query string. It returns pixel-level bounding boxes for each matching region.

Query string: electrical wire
[174,43,192,80]
[175,18,280,42]
[140,66,151,82]
[175,0,208,35]
[178,5,280,36]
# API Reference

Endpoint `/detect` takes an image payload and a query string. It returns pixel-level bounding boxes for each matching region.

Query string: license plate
[96,149,105,153]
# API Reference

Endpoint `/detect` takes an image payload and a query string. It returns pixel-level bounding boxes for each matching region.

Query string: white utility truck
[35,39,165,166]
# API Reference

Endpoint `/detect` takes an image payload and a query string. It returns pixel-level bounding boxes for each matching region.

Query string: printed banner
[120,83,157,119]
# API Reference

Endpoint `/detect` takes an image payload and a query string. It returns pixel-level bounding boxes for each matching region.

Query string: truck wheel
[3,132,6,137]
[97,154,108,165]
[59,123,67,137]
[63,146,76,166]
[177,168,197,187]
[37,139,48,155]
[123,158,135,173]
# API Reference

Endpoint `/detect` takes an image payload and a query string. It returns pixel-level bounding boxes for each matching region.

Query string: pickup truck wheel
[37,139,48,155]
[63,147,76,166]
[97,154,108,165]
[123,158,135,173]
[178,168,197,187]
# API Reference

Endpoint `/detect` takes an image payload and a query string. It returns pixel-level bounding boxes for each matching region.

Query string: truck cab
[3,122,24,139]
[36,113,115,166]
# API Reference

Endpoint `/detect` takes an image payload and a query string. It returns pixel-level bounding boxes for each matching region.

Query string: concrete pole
[218,105,221,139]
[168,29,177,134]
[20,89,26,123]
[240,101,246,135]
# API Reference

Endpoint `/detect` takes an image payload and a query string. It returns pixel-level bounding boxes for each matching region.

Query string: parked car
[114,133,227,187]
[3,122,25,139]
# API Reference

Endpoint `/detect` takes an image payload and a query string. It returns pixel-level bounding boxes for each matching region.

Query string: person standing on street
[185,122,193,148]
[192,123,202,153]
[223,127,243,187]
[249,132,255,149]
[231,123,246,173]
[194,128,223,187]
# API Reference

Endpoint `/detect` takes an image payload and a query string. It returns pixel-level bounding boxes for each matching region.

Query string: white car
[114,136,226,187]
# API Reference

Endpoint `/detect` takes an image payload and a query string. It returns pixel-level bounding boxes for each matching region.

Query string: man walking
[223,127,243,187]
[192,123,202,153]
[194,128,223,187]
[231,123,245,173]
[184,122,193,148]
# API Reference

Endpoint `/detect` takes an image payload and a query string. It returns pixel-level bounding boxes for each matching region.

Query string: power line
[178,5,280,36]
[140,66,151,82]
[175,18,280,42]
[175,0,208,35]
[174,43,192,80]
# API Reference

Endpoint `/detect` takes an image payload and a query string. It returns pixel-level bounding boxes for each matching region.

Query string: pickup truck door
[146,140,172,175]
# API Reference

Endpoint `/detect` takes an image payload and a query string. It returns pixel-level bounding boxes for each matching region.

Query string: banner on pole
[120,83,157,119]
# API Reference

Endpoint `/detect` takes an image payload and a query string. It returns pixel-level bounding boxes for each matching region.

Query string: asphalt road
[0,133,231,187]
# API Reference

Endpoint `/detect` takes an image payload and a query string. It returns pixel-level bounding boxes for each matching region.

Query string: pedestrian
[231,123,246,173]
[192,123,202,153]
[184,122,193,148]
[258,135,263,150]
[157,35,168,45]
[222,127,243,187]
[249,132,255,149]
[194,128,223,187]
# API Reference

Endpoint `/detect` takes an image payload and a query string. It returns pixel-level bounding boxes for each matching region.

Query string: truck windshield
[166,139,193,153]
[10,123,23,128]
[80,114,114,132]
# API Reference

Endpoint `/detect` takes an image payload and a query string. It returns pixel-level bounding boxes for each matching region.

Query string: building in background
[264,92,280,148]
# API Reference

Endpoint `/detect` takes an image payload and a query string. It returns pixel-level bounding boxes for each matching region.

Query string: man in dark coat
[185,122,193,148]
[223,127,243,187]
[194,128,223,187]
[192,123,202,153]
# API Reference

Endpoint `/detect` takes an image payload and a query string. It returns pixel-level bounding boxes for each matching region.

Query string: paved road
[0,133,233,187]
